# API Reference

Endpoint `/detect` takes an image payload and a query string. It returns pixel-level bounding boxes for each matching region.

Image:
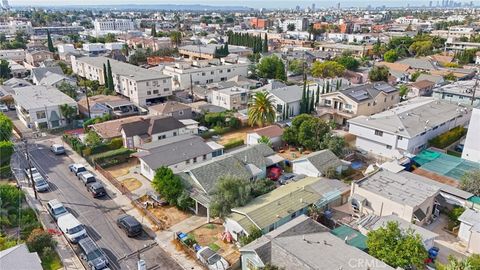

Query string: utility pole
[23,139,38,199]
[471,74,479,106]
[84,79,91,119]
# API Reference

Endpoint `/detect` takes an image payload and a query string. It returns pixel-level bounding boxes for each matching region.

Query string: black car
[116,214,142,237]
[87,182,106,198]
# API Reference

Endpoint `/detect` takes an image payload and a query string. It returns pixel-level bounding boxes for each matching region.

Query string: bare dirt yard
[217,127,255,145]
[146,205,191,229]
[120,178,142,192]
[105,159,137,178]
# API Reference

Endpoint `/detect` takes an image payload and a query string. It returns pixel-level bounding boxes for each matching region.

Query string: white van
[57,213,87,243]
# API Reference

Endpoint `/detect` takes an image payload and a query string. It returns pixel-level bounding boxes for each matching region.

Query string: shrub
[26,229,56,254]
[223,138,244,150]
[0,165,12,179]
[90,148,133,167]
[428,126,467,149]
[239,227,262,246]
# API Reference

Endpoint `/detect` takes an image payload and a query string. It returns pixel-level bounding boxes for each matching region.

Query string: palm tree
[169,31,182,48]
[248,91,276,127]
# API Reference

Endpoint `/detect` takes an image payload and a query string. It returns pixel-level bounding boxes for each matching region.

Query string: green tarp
[413,150,480,181]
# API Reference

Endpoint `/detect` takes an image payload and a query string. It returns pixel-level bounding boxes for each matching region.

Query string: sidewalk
[45,136,205,270]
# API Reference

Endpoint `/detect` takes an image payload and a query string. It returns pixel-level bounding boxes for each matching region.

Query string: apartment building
[71,56,172,107]
[0,20,33,35]
[178,44,253,60]
[211,86,249,110]
[432,79,480,107]
[249,18,272,29]
[431,27,475,39]
[348,97,471,159]
[13,85,78,129]
[318,82,400,125]
[162,60,248,90]
[93,19,135,33]
[25,50,54,67]
[82,43,106,55]
[317,42,373,57]
[0,49,25,62]
[278,18,308,32]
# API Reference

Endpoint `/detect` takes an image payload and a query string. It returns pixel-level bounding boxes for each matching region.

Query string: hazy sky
[10,0,455,9]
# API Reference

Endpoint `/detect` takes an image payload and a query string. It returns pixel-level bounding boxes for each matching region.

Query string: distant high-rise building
[1,0,9,10]
[429,1,433,7]
[441,0,445,6]
[337,2,341,9]
[312,3,315,12]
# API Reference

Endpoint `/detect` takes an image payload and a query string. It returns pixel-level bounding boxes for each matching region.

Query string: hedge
[63,134,86,156]
[429,126,467,149]
[64,134,123,157]
[90,148,134,168]
[200,126,233,139]
[0,165,12,179]
[223,139,244,150]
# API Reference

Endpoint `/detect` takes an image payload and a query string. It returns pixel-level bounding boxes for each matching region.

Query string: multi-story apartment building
[178,44,253,60]
[432,80,480,107]
[431,27,475,39]
[0,20,32,35]
[278,18,308,32]
[348,97,471,159]
[318,82,400,125]
[93,19,135,35]
[162,60,249,90]
[0,49,25,62]
[33,26,84,36]
[71,56,172,107]
[211,87,249,110]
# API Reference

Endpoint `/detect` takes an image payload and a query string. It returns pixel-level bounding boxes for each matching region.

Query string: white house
[348,97,471,159]
[292,150,346,177]
[267,85,303,122]
[211,86,249,110]
[82,43,106,55]
[0,49,25,62]
[462,108,480,163]
[13,85,78,130]
[246,125,284,147]
[457,208,480,254]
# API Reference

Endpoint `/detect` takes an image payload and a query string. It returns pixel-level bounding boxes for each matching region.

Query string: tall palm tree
[248,91,275,127]
[169,31,182,48]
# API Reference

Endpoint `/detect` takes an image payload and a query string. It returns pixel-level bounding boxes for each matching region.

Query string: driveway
[14,138,182,270]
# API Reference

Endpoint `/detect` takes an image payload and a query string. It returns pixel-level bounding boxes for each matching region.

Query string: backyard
[189,222,240,265]
[217,126,255,145]
[136,195,192,229]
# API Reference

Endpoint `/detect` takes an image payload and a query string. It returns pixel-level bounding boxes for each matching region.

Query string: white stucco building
[462,108,480,163]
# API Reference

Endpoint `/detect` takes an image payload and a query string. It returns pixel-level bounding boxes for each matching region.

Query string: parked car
[33,175,49,192]
[0,104,9,112]
[57,213,87,243]
[46,199,69,221]
[267,167,282,181]
[278,173,296,185]
[78,236,109,270]
[116,214,142,237]
[78,171,96,186]
[69,164,87,176]
[50,144,65,155]
[87,182,106,198]
[24,167,41,179]
[196,247,229,270]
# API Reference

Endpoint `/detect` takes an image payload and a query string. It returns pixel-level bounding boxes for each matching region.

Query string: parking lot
[13,139,181,270]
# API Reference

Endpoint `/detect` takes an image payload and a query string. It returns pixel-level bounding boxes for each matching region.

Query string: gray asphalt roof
[136,135,216,169]
[398,58,437,71]
[339,82,397,103]
[294,149,342,173]
[13,85,76,110]
[38,72,74,86]
[31,66,64,81]
[348,97,469,138]
[76,56,170,81]
[268,85,303,103]
[355,169,440,207]
[458,208,480,226]
[240,215,393,270]
[121,116,185,137]
[0,244,42,270]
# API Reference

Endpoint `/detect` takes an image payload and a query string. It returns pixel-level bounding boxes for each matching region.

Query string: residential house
[6,59,28,78]
[82,43,106,55]
[239,215,393,270]
[462,108,480,163]
[211,86,249,110]
[2,78,31,88]
[267,85,303,122]
[246,125,284,148]
[432,79,480,107]
[292,150,346,177]
[178,144,285,221]
[133,135,224,180]
[0,244,42,270]
[77,95,140,119]
[350,169,441,225]
[72,56,172,107]
[120,116,197,149]
[358,214,438,249]
[31,66,65,85]
[148,101,192,120]
[317,43,373,57]
[225,177,349,241]
[162,60,249,91]
[408,80,436,98]
[25,50,54,68]
[348,97,471,158]
[90,116,143,140]
[457,208,480,254]
[13,85,78,129]
[0,49,25,62]
[318,82,400,125]
[38,72,76,88]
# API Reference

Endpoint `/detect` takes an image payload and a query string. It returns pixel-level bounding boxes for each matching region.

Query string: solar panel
[375,83,396,93]
[350,90,370,101]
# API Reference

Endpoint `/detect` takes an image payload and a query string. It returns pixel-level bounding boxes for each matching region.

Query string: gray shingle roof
[0,244,42,270]
[13,85,76,110]
[267,85,303,103]
[339,82,397,103]
[121,116,185,137]
[294,149,342,173]
[31,66,64,82]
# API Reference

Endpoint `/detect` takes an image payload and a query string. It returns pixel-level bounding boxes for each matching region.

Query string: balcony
[316,106,355,118]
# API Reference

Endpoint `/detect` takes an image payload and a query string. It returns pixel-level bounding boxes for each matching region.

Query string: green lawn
[41,252,63,270]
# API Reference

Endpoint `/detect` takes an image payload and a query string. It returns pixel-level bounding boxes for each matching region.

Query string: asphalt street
[14,140,182,270]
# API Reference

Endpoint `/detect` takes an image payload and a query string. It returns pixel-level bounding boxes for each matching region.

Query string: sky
[9,0,462,9]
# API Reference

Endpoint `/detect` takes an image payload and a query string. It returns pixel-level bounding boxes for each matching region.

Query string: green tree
[248,91,276,127]
[170,31,182,48]
[106,60,114,92]
[103,63,109,88]
[444,72,456,81]
[311,61,345,78]
[297,117,331,150]
[383,49,399,63]
[210,176,252,218]
[366,221,427,269]
[398,84,409,99]
[151,167,184,206]
[59,104,77,125]
[0,113,13,141]
[26,228,56,254]
[256,55,286,81]
[257,135,272,147]
[85,130,102,146]
[335,55,359,71]
[263,33,268,53]
[368,66,390,82]
[104,33,116,43]
[460,170,480,196]
[287,23,295,31]
[288,59,304,75]
[0,60,11,79]
[409,40,433,57]
[57,81,77,100]
[261,264,284,270]
[47,30,55,53]
[0,141,14,166]
[320,134,345,156]
[239,226,262,246]
[151,25,157,37]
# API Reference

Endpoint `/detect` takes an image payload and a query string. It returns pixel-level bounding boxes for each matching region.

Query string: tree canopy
[335,55,359,71]
[460,170,480,196]
[383,49,398,63]
[152,167,184,205]
[311,61,345,78]
[366,221,428,269]
[210,176,253,218]
[248,91,276,127]
[0,113,13,141]
[256,55,286,81]
[368,66,390,82]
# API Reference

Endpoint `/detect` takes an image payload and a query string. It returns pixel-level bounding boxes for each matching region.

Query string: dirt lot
[105,159,137,178]
[217,127,255,145]
[189,223,240,265]
[277,146,310,161]
[146,205,191,229]
[121,178,142,191]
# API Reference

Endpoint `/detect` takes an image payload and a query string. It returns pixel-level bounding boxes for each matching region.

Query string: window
[397,136,403,140]
[153,90,159,94]
[345,104,352,109]
[210,71,214,75]
[186,159,190,164]
[173,132,177,136]
[325,100,331,105]
[201,72,206,76]
[227,69,231,72]
[146,82,149,86]
[391,96,394,100]
[374,130,383,136]
[147,91,152,95]
[158,135,166,140]
[193,157,197,163]
[384,97,387,102]
[220,77,227,81]
[203,154,207,160]
[179,110,184,115]
[386,145,392,149]
[36,111,46,119]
